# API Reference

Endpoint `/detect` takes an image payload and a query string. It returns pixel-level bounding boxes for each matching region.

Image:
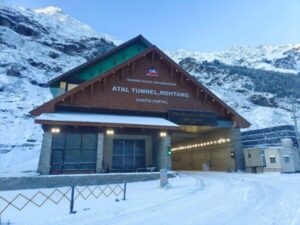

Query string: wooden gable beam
[132,61,135,76]
[169,66,174,78]
[196,86,200,98]
[151,51,155,63]
[180,73,184,84]
[220,106,226,116]
[70,94,74,105]
[90,83,94,98]
[120,66,125,80]
[204,92,208,102]
[103,77,107,90]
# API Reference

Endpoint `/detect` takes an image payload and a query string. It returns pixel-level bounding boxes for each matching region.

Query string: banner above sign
[127,78,176,86]
[168,109,218,126]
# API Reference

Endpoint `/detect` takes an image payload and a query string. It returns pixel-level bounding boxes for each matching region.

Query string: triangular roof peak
[48,34,153,85]
[31,44,251,128]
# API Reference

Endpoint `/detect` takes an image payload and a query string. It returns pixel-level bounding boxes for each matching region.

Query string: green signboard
[168,109,218,126]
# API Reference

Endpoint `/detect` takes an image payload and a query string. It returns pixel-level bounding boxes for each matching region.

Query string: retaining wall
[0,172,176,191]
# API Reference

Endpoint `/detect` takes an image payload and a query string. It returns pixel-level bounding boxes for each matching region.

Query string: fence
[0,182,127,224]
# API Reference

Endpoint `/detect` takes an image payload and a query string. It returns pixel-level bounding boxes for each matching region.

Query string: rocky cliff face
[0,1,299,174]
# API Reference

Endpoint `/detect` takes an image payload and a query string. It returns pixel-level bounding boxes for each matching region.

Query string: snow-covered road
[3,172,300,225]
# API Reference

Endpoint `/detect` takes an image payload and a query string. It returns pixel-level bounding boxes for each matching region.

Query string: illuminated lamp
[51,128,60,133]
[106,129,114,135]
[160,131,167,137]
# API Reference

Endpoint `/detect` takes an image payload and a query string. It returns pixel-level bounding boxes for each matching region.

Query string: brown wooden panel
[58,55,222,116]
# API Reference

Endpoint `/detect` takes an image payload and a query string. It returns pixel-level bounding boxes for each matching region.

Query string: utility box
[244,148,265,173]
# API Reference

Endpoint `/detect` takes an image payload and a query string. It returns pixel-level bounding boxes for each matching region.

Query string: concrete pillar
[37,131,53,175]
[231,128,245,171]
[155,135,171,170]
[166,135,172,170]
[96,133,104,173]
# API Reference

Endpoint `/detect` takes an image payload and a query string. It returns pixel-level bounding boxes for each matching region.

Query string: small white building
[244,148,265,173]
[264,139,300,173]
[244,138,300,173]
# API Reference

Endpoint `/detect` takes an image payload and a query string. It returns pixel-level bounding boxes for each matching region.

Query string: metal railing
[0,182,127,224]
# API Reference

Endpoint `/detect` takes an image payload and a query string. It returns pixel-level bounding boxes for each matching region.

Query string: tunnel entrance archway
[171,126,237,171]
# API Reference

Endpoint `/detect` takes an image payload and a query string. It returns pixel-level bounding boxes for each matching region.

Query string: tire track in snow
[32,172,300,225]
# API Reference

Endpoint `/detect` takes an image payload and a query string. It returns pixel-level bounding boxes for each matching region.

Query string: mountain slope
[0,1,117,174]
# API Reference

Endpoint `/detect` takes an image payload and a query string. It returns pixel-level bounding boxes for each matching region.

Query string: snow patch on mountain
[168,43,300,74]
[34,6,63,15]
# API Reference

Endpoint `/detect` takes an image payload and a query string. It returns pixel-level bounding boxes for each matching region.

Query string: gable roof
[48,35,153,85]
[31,36,251,128]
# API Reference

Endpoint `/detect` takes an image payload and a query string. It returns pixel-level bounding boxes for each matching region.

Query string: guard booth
[30,35,250,174]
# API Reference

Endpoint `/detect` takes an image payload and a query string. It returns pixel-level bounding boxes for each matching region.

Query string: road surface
[5,172,300,225]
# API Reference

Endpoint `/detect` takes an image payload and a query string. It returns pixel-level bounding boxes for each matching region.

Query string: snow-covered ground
[1,172,300,225]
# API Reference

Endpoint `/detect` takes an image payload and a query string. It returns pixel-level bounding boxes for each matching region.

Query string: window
[65,133,81,149]
[82,134,97,149]
[248,153,252,158]
[270,157,276,164]
[60,81,66,89]
[112,139,146,172]
[67,83,79,91]
[284,156,290,164]
[52,134,65,149]
[51,133,97,173]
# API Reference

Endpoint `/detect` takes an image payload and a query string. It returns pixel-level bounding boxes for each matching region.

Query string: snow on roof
[36,112,179,128]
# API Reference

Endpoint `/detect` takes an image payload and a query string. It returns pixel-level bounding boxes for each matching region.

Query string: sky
[5,0,300,52]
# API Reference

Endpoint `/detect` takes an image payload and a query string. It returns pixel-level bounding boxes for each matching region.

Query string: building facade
[244,139,300,173]
[31,35,250,175]
[242,125,299,148]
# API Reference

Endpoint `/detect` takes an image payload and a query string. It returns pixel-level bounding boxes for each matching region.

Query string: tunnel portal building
[30,35,250,174]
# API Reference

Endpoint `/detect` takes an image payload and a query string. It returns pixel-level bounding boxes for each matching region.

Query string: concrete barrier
[0,172,176,191]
